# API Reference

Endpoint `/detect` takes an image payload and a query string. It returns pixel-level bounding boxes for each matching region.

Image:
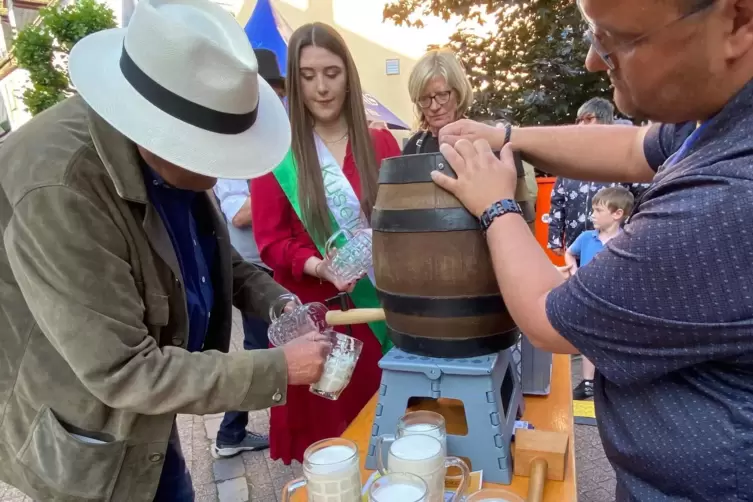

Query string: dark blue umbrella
[244,0,409,130]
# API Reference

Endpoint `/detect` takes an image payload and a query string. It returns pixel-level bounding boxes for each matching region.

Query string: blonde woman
[403,49,474,154]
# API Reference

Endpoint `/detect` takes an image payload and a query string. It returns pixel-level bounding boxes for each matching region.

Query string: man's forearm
[485,213,578,354]
[511,125,654,183]
[232,197,252,228]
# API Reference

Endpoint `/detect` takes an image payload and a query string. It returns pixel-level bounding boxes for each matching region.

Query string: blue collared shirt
[567,230,605,267]
[142,165,215,353]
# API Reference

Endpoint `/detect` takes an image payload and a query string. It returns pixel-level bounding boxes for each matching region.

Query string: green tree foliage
[383,0,612,126]
[13,0,116,115]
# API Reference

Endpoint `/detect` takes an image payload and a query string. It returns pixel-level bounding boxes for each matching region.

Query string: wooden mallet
[514,429,569,502]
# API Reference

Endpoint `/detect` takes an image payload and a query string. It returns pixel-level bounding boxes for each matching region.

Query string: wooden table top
[290,354,577,501]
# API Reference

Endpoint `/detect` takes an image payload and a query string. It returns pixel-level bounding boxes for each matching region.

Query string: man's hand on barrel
[438,119,507,150]
[432,140,518,218]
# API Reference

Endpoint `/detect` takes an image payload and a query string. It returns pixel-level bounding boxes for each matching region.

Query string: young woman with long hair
[250,23,400,463]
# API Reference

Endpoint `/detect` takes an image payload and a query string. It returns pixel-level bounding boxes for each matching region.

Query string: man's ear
[721,0,753,60]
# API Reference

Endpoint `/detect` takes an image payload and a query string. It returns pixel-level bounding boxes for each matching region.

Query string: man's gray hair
[577,97,615,125]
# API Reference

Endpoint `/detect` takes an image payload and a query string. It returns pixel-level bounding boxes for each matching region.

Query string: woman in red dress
[251,22,401,464]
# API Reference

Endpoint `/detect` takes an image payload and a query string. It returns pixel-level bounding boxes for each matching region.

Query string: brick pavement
[0,312,616,501]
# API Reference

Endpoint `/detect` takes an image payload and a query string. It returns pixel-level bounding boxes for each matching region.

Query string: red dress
[251,128,401,464]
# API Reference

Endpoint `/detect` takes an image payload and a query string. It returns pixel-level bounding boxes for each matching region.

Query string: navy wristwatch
[479,199,523,235]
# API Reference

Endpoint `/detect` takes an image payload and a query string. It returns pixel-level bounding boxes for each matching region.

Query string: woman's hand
[316,261,357,293]
[431,140,518,218]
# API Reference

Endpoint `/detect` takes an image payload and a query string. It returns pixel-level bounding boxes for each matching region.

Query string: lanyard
[664,121,707,168]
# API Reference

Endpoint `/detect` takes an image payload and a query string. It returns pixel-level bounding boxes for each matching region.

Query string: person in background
[210,48,286,459]
[547,97,650,255]
[251,22,401,464]
[403,49,473,154]
[0,1,331,500]
[564,187,634,400]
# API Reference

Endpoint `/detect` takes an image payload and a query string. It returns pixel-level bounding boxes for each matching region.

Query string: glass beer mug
[368,472,428,502]
[322,228,372,284]
[267,294,328,347]
[282,438,362,502]
[309,329,363,401]
[376,434,469,502]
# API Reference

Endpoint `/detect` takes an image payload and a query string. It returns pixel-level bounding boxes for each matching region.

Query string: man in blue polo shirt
[433,0,753,500]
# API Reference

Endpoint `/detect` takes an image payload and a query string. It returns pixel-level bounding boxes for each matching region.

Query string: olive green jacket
[0,96,289,501]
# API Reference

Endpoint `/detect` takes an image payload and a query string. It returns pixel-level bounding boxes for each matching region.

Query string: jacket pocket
[16,406,126,501]
[144,291,169,327]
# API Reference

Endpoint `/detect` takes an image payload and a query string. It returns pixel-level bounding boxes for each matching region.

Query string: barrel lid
[379,151,524,184]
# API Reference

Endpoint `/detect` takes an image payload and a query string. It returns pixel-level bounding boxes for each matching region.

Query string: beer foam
[307,445,356,474]
[390,434,441,461]
[372,483,425,501]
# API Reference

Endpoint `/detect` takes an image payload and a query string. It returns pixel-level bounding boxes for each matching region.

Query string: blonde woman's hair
[408,49,474,130]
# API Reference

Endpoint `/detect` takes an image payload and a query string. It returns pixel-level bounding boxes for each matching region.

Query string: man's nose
[585,45,609,73]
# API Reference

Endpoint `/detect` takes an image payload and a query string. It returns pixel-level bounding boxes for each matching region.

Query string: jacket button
[172,337,183,346]
[272,391,282,403]
[149,453,164,462]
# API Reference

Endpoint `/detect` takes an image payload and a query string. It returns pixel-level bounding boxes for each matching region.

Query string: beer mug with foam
[368,472,428,502]
[282,438,362,502]
[376,434,469,502]
[309,329,363,401]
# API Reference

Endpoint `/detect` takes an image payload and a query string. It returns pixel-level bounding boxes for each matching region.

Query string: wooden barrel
[371,152,536,358]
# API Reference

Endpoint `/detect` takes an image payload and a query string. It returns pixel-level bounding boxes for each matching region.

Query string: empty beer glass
[323,228,372,284]
[267,294,328,347]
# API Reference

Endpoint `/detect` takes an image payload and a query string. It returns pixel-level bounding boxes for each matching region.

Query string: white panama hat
[68,0,291,179]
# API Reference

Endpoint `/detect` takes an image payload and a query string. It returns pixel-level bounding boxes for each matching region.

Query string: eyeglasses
[581,0,715,71]
[417,90,452,109]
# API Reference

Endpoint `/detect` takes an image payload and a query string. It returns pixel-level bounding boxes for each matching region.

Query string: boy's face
[591,203,624,230]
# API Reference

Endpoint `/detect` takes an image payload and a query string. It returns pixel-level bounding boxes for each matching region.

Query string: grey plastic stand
[364,348,524,484]
[511,333,553,395]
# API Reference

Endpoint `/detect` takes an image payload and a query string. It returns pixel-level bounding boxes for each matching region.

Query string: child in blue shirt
[564,186,634,400]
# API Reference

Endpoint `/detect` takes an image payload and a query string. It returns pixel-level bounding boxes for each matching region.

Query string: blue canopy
[244,0,409,130]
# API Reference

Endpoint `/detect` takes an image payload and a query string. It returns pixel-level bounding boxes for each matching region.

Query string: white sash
[314,134,376,285]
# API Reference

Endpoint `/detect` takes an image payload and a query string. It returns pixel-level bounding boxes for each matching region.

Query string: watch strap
[479,199,523,234]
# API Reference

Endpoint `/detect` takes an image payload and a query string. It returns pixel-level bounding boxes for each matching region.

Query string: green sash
[272,149,392,354]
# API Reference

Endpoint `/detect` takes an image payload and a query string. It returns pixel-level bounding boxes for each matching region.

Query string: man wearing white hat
[0,0,331,500]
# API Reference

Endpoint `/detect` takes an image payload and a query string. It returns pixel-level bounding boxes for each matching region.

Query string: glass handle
[324,229,346,259]
[269,293,300,324]
[444,456,470,502]
[281,477,307,502]
[374,434,395,475]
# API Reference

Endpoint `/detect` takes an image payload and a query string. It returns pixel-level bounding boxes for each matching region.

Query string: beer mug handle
[444,456,471,502]
[374,434,395,475]
[281,477,307,502]
[324,228,353,259]
[269,293,301,323]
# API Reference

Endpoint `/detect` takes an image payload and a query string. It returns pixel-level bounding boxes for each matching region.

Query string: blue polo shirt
[142,165,215,352]
[567,230,606,267]
[546,80,753,501]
